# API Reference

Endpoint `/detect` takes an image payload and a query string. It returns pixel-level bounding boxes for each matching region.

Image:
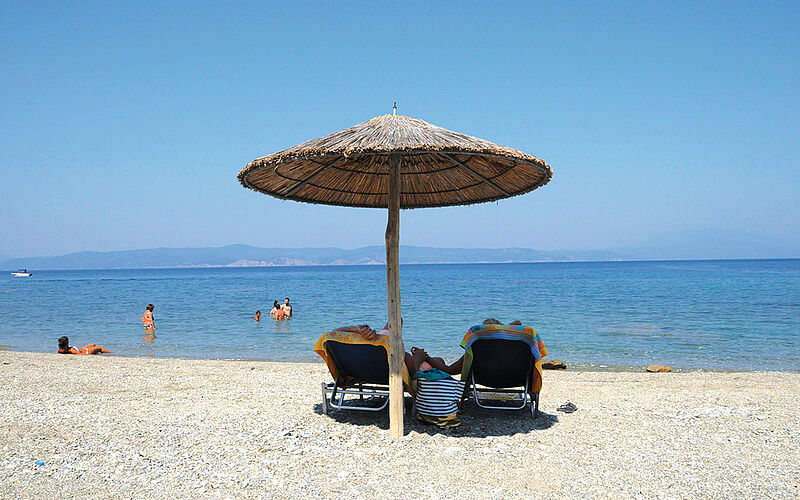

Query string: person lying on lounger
[333,318,525,376]
[411,318,526,375]
[332,318,524,376]
[332,322,430,375]
[57,336,111,355]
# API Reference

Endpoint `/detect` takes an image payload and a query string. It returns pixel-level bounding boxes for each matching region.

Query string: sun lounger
[313,331,414,415]
[460,324,548,417]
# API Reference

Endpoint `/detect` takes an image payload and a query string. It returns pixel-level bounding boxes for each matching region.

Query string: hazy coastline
[3,240,797,271]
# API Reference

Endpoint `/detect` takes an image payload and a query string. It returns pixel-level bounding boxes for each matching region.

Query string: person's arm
[332,324,378,339]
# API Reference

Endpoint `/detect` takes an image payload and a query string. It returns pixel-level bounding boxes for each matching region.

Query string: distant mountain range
[1,231,796,270]
[0,244,624,270]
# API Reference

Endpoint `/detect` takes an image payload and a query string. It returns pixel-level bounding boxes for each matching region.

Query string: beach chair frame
[321,380,390,414]
[467,372,539,416]
[462,339,541,417]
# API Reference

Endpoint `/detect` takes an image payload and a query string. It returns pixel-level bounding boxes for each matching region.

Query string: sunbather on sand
[57,336,111,355]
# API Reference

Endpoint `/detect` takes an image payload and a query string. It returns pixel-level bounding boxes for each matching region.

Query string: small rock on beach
[542,359,567,370]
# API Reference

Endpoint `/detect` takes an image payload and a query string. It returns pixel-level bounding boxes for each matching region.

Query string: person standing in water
[269,301,280,317]
[282,297,292,318]
[142,304,155,330]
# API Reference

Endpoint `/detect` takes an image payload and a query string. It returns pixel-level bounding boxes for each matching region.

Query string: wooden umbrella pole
[385,153,405,438]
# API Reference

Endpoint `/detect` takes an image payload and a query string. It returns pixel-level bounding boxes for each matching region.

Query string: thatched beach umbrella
[238,109,552,437]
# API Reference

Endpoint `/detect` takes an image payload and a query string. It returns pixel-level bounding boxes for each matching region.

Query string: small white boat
[10,269,32,277]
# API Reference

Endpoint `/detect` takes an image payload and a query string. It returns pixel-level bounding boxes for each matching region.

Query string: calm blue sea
[1,260,798,371]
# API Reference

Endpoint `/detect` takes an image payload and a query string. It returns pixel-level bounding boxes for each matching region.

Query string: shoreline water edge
[4,348,799,374]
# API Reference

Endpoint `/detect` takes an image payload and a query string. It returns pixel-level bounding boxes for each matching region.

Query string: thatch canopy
[238,114,553,209]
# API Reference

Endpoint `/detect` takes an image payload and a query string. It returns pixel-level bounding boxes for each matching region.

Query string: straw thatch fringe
[238,114,553,209]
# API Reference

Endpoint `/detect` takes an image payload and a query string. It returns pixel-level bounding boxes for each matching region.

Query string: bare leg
[83,344,111,354]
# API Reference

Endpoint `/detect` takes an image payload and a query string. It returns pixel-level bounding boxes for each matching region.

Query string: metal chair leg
[531,392,540,418]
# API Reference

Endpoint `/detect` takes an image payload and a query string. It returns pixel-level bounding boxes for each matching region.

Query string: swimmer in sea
[270,300,287,320]
[282,297,292,318]
[142,304,155,331]
[57,336,111,355]
[269,301,281,318]
[254,310,261,321]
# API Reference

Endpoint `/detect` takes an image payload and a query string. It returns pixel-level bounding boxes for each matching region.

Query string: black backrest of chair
[324,341,389,385]
[470,339,533,388]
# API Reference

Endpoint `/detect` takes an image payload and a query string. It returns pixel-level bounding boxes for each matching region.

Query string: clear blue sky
[1,1,798,257]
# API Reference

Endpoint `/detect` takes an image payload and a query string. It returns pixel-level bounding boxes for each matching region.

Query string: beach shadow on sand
[313,399,558,437]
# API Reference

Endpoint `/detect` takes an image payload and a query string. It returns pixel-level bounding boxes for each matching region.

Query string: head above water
[509,320,522,325]
[482,318,501,325]
[284,298,290,304]
[273,300,280,307]
[146,304,154,311]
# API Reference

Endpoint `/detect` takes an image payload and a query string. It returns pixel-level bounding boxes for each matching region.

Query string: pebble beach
[1,351,798,499]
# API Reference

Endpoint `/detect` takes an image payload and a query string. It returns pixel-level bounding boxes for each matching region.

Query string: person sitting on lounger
[57,336,111,355]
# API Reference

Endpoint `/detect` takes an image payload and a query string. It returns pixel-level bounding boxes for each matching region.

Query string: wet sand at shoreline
[1,351,798,499]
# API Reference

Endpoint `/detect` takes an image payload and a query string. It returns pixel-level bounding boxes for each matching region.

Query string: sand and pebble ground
[1,351,798,499]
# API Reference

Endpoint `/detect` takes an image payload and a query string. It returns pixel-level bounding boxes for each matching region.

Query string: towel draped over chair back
[460,324,548,393]
[314,330,414,393]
